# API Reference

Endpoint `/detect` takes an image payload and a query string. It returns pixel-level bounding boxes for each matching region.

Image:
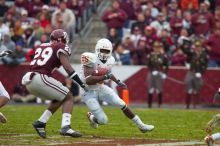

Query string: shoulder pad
[108,56,115,65]
[55,43,71,57]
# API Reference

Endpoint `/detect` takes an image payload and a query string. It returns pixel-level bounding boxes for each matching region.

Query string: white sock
[132,115,144,127]
[212,133,220,140]
[38,110,52,123]
[61,113,71,128]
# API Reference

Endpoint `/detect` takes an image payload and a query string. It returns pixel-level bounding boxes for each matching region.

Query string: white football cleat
[206,114,220,133]
[0,112,7,123]
[87,112,98,129]
[204,135,214,146]
[139,124,154,133]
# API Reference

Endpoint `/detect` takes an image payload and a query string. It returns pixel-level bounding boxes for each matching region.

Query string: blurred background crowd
[102,0,220,67]
[0,0,219,67]
[0,0,101,66]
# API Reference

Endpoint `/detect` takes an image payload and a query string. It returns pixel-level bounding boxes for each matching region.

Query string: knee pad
[187,89,193,94]
[85,98,108,124]
[156,89,161,94]
[149,88,154,94]
[94,108,108,125]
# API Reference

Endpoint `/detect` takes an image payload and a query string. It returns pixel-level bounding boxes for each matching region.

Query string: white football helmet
[95,38,113,61]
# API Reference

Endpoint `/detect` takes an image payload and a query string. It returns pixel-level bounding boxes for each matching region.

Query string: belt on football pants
[29,72,36,80]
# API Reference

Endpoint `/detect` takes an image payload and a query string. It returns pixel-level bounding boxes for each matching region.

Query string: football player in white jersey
[80,38,154,132]
[0,34,13,123]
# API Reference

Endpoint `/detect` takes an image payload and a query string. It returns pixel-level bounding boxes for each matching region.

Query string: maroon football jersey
[29,42,71,76]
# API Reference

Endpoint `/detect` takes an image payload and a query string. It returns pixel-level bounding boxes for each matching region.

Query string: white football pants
[82,85,125,124]
[0,82,10,99]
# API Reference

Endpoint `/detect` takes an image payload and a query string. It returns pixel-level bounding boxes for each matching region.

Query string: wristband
[69,71,84,87]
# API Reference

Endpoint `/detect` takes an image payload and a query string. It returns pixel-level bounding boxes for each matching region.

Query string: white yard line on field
[136,141,205,146]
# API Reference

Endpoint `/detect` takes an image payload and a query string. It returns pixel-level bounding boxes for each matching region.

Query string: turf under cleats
[60,125,82,137]
[139,124,154,133]
[32,120,46,138]
[87,112,98,129]
[206,114,220,133]
[204,135,214,146]
[0,112,7,123]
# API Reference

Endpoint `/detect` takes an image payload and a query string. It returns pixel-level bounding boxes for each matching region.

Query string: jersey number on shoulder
[30,47,53,66]
[81,55,89,65]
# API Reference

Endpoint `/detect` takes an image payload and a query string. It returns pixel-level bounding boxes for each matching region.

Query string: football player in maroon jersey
[22,29,87,138]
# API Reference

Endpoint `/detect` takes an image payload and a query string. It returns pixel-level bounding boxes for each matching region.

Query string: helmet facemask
[95,38,113,62]
[97,48,111,61]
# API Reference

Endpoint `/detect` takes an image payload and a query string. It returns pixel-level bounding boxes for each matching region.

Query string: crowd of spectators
[102,0,220,67]
[0,0,101,66]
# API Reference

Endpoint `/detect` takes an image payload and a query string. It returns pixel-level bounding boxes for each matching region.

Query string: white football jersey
[80,52,115,89]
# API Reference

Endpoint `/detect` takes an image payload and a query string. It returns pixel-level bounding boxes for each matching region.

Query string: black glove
[103,71,113,80]
[0,50,13,57]
[213,92,220,103]
[117,80,127,89]
[81,84,88,92]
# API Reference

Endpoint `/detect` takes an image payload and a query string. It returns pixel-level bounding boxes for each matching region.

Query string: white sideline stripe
[135,141,204,146]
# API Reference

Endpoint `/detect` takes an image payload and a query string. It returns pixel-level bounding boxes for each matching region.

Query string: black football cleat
[32,120,46,138]
[60,125,82,137]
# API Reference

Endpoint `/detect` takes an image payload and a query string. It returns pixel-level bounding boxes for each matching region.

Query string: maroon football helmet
[50,29,69,45]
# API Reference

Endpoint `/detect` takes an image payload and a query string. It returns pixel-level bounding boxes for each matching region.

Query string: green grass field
[0,104,220,145]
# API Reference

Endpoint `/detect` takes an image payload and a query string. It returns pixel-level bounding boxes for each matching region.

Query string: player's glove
[195,72,202,78]
[103,71,113,80]
[81,84,88,92]
[213,92,220,103]
[0,50,13,57]
[116,80,127,89]
[152,71,159,76]
[160,72,167,79]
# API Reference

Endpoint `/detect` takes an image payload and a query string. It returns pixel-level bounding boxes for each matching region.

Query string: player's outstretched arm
[59,53,86,89]
[0,50,13,57]
[110,74,127,89]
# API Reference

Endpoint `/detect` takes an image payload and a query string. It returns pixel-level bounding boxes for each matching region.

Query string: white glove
[160,72,167,79]
[195,72,202,78]
[0,50,13,57]
[152,71,159,76]
[117,80,127,89]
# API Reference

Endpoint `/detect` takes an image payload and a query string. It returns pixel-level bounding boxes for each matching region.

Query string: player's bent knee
[0,97,10,107]
[97,115,108,125]
[63,92,73,101]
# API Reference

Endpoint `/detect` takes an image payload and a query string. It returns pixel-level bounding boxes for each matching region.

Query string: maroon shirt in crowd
[67,1,84,18]
[119,0,139,20]
[15,0,29,10]
[205,33,220,61]
[153,0,169,9]
[143,34,159,53]
[171,53,187,66]
[48,2,59,12]
[30,42,71,76]
[27,0,44,17]
[102,9,128,29]
[216,0,220,7]
[170,17,183,36]
[191,12,215,36]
